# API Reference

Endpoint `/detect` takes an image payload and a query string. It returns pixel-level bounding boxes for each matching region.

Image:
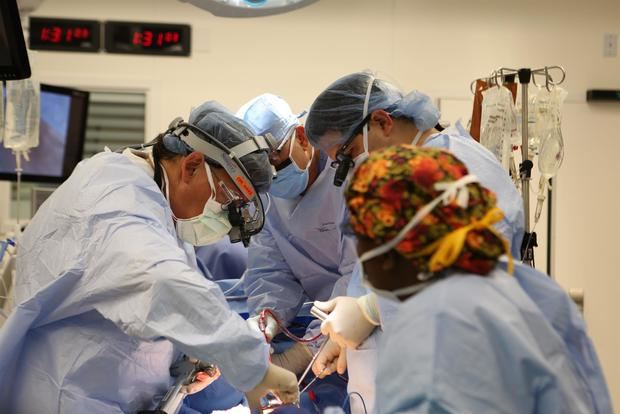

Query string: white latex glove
[314,295,379,349]
[181,367,221,395]
[311,339,346,378]
[245,363,299,410]
[248,312,280,342]
[271,342,313,375]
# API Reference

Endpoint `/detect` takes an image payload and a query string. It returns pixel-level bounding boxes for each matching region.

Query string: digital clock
[29,17,101,52]
[104,21,191,57]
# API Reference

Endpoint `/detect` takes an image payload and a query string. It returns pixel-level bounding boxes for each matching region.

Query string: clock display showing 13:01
[29,17,101,52]
[105,21,191,56]
[131,29,181,48]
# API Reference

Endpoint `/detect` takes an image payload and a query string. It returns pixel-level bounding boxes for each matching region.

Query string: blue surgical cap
[305,71,441,151]
[236,93,305,147]
[181,100,272,192]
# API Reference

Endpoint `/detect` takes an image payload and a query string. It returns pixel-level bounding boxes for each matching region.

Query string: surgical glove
[314,295,380,349]
[271,342,313,375]
[181,367,221,395]
[248,312,280,342]
[312,339,346,378]
[245,362,299,410]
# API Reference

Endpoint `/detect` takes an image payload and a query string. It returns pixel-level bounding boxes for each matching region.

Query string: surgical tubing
[258,309,323,344]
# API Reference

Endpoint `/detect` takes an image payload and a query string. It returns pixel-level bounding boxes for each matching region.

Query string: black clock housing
[104,21,191,57]
[29,17,101,52]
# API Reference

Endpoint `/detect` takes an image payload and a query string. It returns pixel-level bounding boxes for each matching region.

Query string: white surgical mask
[358,174,478,302]
[362,274,432,302]
[411,129,424,146]
[350,149,369,178]
[162,163,232,246]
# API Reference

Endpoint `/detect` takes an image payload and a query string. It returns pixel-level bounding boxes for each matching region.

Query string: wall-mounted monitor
[0,0,31,80]
[0,84,90,183]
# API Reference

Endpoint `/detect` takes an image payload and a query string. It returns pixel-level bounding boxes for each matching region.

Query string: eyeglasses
[269,129,297,171]
[332,114,372,163]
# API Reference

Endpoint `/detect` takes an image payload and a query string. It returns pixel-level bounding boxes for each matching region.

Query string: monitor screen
[0,8,14,67]
[0,0,30,80]
[0,84,89,183]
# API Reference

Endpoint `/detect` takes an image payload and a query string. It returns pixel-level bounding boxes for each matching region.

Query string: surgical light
[180,0,318,18]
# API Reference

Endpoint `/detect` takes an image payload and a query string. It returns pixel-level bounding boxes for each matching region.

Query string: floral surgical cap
[346,145,510,276]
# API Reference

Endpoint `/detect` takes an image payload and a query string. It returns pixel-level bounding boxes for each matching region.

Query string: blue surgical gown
[0,151,269,413]
[424,122,524,257]
[376,269,596,414]
[368,260,613,414]
[195,238,248,281]
[345,122,525,411]
[244,153,357,324]
[346,123,611,413]
[497,261,613,413]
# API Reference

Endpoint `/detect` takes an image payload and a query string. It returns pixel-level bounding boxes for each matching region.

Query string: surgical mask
[343,150,369,187]
[362,275,432,303]
[358,174,478,301]
[269,134,314,199]
[162,163,232,246]
[411,129,424,146]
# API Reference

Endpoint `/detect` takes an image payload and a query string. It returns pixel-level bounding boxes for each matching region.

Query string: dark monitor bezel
[0,0,31,80]
[0,83,90,184]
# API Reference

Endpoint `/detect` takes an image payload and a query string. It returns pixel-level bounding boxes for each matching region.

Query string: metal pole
[518,69,532,232]
[521,87,529,231]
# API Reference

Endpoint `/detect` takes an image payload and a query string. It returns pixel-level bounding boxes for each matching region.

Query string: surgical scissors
[296,305,331,392]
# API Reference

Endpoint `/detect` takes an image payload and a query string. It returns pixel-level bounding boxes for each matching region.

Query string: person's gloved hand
[314,295,379,349]
[271,342,313,375]
[248,312,280,342]
[245,363,299,410]
[181,367,221,395]
[311,339,346,378]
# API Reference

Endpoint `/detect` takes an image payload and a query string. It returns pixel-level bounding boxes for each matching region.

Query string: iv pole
[518,68,534,266]
[470,66,566,268]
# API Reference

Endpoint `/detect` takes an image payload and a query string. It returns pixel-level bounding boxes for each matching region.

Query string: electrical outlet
[603,33,618,58]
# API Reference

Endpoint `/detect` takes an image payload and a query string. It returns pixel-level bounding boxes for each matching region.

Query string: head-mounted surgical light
[166,117,276,246]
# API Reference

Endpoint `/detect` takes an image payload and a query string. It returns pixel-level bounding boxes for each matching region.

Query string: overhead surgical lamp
[179,0,318,17]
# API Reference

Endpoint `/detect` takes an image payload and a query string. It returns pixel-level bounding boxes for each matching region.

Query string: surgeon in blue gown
[0,101,299,414]
[236,94,354,410]
[305,72,611,414]
[342,144,599,413]
[195,238,248,281]
[237,94,357,345]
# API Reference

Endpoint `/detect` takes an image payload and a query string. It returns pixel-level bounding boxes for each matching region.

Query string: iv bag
[528,87,551,154]
[538,87,567,179]
[4,79,40,152]
[480,85,516,170]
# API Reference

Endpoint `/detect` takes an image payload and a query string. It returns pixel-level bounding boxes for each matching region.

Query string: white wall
[23,0,620,407]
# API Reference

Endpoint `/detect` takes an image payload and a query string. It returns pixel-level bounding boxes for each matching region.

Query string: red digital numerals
[40,26,90,44]
[131,30,180,47]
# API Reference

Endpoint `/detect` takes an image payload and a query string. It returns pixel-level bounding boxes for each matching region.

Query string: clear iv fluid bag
[4,79,40,152]
[538,130,564,178]
[538,87,566,179]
